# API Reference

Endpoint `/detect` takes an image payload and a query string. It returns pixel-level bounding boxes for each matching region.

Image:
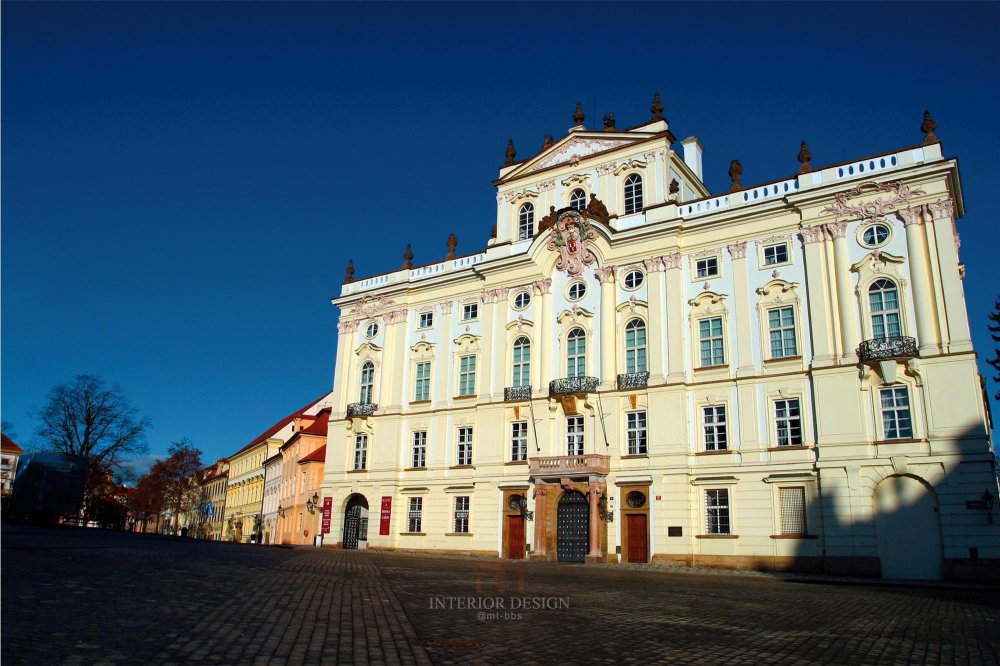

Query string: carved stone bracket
[347,295,395,319]
[927,198,955,222]
[481,287,511,304]
[532,278,552,295]
[727,241,747,259]
[384,309,408,325]
[595,266,616,283]
[642,257,665,273]
[661,252,682,270]
[439,300,454,314]
[800,226,826,244]
[337,320,361,335]
[825,221,848,239]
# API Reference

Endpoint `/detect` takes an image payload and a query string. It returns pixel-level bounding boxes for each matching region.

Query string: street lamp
[306,493,321,514]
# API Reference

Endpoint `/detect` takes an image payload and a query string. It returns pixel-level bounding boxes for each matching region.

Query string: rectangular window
[779,487,807,535]
[626,411,647,455]
[566,416,584,456]
[767,307,797,358]
[458,355,477,396]
[763,243,789,266]
[411,431,427,468]
[703,405,727,451]
[407,497,423,533]
[705,489,731,535]
[418,311,434,329]
[353,434,367,470]
[414,362,431,401]
[699,317,725,366]
[454,496,470,534]
[880,386,913,439]
[462,303,479,321]
[511,421,528,462]
[775,399,803,446]
[457,427,473,466]
[696,257,719,278]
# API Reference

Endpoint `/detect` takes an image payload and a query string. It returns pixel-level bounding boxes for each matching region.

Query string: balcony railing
[504,386,532,402]
[346,402,377,417]
[529,454,611,477]
[617,372,650,390]
[858,336,918,362]
[549,376,599,396]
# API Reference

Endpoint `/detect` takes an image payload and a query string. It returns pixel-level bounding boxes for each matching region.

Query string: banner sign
[379,496,392,535]
[321,497,333,534]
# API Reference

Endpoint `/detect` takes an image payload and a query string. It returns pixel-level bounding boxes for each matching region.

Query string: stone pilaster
[899,207,940,354]
[800,226,836,365]
[927,199,973,352]
[662,252,685,381]
[534,279,553,396]
[596,267,617,389]
[642,256,667,384]
[728,241,754,375]
[827,222,861,360]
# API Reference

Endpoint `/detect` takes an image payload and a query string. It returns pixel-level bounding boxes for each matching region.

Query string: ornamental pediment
[508,134,641,178]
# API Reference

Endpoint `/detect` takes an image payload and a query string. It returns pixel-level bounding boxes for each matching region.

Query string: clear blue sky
[4,2,999,470]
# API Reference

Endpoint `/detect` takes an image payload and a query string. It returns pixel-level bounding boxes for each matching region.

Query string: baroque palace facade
[321,98,998,580]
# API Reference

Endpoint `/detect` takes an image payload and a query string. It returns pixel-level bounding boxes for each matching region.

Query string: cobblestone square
[3,525,999,665]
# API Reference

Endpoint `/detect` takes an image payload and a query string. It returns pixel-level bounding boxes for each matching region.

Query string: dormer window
[570,189,586,212]
[624,174,643,214]
[518,203,534,241]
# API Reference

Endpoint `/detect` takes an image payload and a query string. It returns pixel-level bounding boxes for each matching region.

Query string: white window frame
[623,173,643,214]
[705,488,731,535]
[461,303,479,322]
[868,279,902,340]
[512,336,530,388]
[457,426,474,466]
[569,188,586,211]
[411,431,427,468]
[458,355,477,396]
[774,398,803,446]
[511,421,528,462]
[767,306,798,358]
[762,242,790,267]
[778,486,807,535]
[567,280,587,301]
[622,269,644,290]
[512,291,531,310]
[566,416,584,456]
[626,410,647,455]
[518,203,534,241]
[698,317,725,367]
[414,361,431,402]
[418,311,434,329]
[879,385,914,440]
[566,328,587,378]
[359,361,375,404]
[353,434,367,471]
[624,318,647,374]
[453,496,470,534]
[703,405,727,451]
[695,256,720,278]
[407,497,423,533]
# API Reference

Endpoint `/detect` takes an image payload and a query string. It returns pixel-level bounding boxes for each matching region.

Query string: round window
[625,491,646,508]
[513,291,531,310]
[365,322,379,339]
[567,280,587,301]
[507,494,526,511]
[622,269,644,290]
[861,223,891,248]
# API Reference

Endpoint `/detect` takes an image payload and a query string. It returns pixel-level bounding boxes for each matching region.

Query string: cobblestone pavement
[4,525,1000,665]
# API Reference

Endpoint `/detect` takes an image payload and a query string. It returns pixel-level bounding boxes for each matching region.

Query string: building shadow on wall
[786,424,999,583]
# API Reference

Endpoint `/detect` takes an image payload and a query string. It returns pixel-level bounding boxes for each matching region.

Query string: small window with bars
[407,497,423,533]
[457,427,473,466]
[779,487,807,535]
[705,489,731,535]
[454,496,470,533]
[511,421,528,462]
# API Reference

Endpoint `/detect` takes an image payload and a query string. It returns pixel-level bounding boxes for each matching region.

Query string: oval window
[567,281,587,301]
[861,223,891,248]
[622,269,644,290]
[625,491,646,509]
[513,291,531,310]
[365,322,379,339]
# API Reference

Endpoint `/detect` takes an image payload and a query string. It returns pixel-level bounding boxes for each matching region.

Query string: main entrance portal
[557,490,589,562]
[343,495,369,550]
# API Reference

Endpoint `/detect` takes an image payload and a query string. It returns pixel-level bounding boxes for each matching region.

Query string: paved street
[3,525,999,665]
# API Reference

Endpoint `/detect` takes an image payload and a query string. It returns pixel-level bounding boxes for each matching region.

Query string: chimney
[681,136,704,183]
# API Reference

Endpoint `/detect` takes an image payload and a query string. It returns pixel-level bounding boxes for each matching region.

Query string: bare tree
[35,375,150,470]
[148,439,203,535]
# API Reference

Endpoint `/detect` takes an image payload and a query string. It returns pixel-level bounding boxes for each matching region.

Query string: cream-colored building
[321,99,998,580]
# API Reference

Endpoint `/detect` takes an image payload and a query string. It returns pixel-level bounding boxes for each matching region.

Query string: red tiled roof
[230,394,328,458]
[299,444,327,464]
[300,409,331,436]
[2,434,23,454]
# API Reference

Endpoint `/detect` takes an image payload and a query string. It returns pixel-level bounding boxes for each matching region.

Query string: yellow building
[321,99,998,581]
[275,408,330,545]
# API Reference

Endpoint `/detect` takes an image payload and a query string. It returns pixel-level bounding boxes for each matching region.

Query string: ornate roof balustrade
[549,376,599,396]
[617,372,649,390]
[529,454,611,478]
[858,336,918,362]
[346,402,377,418]
[504,386,532,402]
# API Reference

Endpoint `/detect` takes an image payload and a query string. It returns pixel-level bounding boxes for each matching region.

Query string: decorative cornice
[727,241,747,260]
[527,137,633,173]
[595,266,617,283]
[537,179,556,191]
[560,173,591,188]
[690,248,721,259]
[346,295,395,319]
[820,180,926,222]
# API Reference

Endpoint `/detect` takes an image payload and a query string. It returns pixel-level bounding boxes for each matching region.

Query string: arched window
[512,336,530,387]
[869,279,901,339]
[570,189,586,212]
[359,361,375,403]
[625,319,647,374]
[567,328,586,378]
[518,203,534,241]
[624,174,643,214]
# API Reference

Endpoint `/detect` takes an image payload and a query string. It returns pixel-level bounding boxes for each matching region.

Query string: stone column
[434,301,454,405]
[728,241,754,375]
[927,199,973,353]
[588,485,602,559]
[827,222,861,360]
[478,289,507,399]
[899,207,939,354]
[335,321,360,413]
[662,252,686,382]
[383,309,408,411]
[642,257,667,384]
[800,227,836,365]
[532,482,549,559]
[534,279,553,395]
[596,266,617,389]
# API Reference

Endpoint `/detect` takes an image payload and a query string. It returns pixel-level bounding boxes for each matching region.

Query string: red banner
[379,496,392,535]
[321,496,333,534]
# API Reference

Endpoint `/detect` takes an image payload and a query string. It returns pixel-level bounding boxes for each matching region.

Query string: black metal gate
[343,496,368,550]
[557,490,589,562]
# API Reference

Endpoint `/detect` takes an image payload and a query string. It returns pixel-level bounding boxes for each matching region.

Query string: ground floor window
[454,496,470,533]
[407,497,423,533]
[779,486,807,535]
[705,489,731,535]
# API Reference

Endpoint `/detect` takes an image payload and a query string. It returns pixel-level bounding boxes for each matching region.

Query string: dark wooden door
[557,491,589,562]
[626,514,648,563]
[507,515,525,559]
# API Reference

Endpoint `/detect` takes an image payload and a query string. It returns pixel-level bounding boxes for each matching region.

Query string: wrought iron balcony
[529,454,611,478]
[617,372,650,390]
[346,402,377,417]
[504,386,532,402]
[549,376,599,396]
[858,336,918,362]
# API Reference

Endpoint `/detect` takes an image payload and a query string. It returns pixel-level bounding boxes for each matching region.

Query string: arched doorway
[343,494,370,550]
[557,490,589,562]
[873,475,943,580]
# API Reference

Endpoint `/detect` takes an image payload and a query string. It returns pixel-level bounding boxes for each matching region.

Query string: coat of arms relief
[546,210,597,276]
